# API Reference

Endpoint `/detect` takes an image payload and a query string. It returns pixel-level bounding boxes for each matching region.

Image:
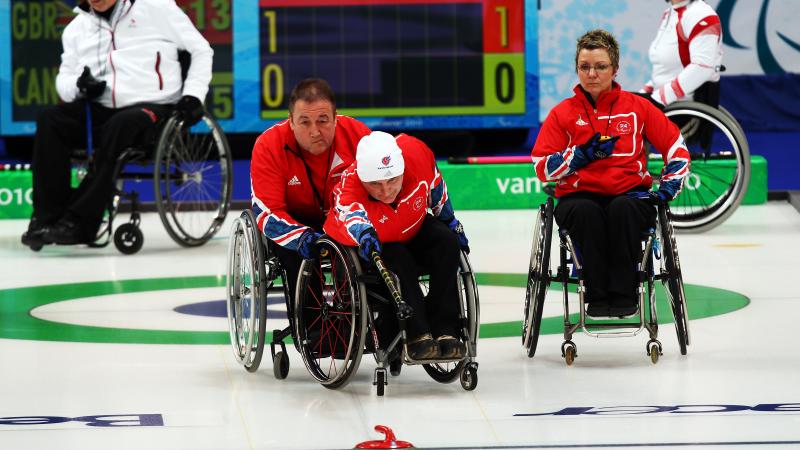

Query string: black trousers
[380,215,462,339]
[272,239,303,305]
[554,192,656,304]
[31,100,171,235]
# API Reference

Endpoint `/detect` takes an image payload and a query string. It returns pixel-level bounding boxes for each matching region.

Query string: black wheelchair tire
[661,101,750,233]
[659,205,689,355]
[154,113,232,247]
[522,197,553,358]
[226,210,268,372]
[295,237,367,389]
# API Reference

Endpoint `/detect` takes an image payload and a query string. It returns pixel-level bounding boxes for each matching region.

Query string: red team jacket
[324,134,453,246]
[250,115,371,250]
[531,83,690,198]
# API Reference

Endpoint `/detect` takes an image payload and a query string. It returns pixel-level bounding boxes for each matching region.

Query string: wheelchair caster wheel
[273,350,289,379]
[114,223,143,254]
[460,363,478,391]
[562,341,577,366]
[374,369,387,396]
[647,340,662,365]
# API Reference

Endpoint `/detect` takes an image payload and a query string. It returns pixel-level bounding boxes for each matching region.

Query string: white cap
[356,131,405,182]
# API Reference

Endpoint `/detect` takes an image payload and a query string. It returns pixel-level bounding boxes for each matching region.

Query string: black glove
[76,66,106,100]
[626,190,668,205]
[580,132,619,160]
[570,132,620,170]
[297,229,322,260]
[174,95,204,126]
[357,227,382,262]
[446,217,470,254]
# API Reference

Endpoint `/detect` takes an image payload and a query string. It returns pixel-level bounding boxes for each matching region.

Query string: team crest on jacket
[413,197,424,211]
[615,121,632,134]
[575,115,588,126]
[382,155,391,166]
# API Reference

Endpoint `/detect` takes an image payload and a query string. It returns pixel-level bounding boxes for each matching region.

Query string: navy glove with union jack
[297,230,321,260]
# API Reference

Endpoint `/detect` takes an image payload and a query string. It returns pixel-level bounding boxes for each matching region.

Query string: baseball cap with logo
[356,131,405,182]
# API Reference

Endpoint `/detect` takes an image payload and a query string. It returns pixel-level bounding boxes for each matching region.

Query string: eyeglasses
[578,63,612,74]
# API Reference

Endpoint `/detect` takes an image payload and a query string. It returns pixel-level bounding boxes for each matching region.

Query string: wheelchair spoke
[306,312,321,331]
[329,317,351,350]
[296,240,367,388]
[662,102,749,231]
[195,133,216,163]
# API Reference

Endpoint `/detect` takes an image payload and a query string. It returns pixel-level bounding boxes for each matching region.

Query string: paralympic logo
[514,403,800,417]
[718,0,800,74]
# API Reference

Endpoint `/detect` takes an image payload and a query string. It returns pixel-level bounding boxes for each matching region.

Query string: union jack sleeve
[429,165,456,222]
[331,171,374,245]
[251,180,308,251]
[658,135,690,199]
[533,145,584,182]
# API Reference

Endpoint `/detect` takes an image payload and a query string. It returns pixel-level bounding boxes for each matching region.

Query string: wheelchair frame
[294,236,479,396]
[522,196,689,365]
[77,111,232,254]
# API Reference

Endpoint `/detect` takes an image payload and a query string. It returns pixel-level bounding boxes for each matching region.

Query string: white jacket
[644,0,723,105]
[56,0,213,109]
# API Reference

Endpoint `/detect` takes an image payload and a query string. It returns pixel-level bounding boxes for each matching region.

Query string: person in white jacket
[642,0,723,107]
[22,0,213,249]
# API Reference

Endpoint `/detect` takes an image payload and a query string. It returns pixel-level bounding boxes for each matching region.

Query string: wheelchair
[657,101,750,233]
[522,196,689,365]
[74,109,232,254]
[293,236,480,396]
[225,209,297,379]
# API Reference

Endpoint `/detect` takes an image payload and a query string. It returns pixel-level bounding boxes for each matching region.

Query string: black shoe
[407,333,438,360]
[44,218,91,245]
[437,335,466,359]
[609,300,639,318]
[21,218,50,251]
[586,301,610,318]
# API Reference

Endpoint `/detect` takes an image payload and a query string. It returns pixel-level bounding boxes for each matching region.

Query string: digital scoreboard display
[258,0,532,128]
[0,0,537,134]
[1,0,234,133]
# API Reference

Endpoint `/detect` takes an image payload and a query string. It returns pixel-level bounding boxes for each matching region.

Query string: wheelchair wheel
[226,210,267,372]
[295,237,367,389]
[459,251,481,354]
[154,112,232,247]
[661,101,750,233]
[658,205,690,355]
[422,250,478,383]
[423,360,466,384]
[113,222,144,255]
[522,197,554,358]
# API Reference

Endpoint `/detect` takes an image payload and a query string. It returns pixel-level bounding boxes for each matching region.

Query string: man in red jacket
[250,78,371,301]
[324,131,470,360]
[531,29,690,318]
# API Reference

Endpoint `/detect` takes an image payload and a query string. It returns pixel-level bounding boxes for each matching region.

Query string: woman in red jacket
[531,29,690,318]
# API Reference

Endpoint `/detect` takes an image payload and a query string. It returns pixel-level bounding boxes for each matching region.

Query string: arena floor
[1,202,799,449]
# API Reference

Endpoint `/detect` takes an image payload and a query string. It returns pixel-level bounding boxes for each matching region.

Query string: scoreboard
[0,0,538,135]
[0,0,234,134]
